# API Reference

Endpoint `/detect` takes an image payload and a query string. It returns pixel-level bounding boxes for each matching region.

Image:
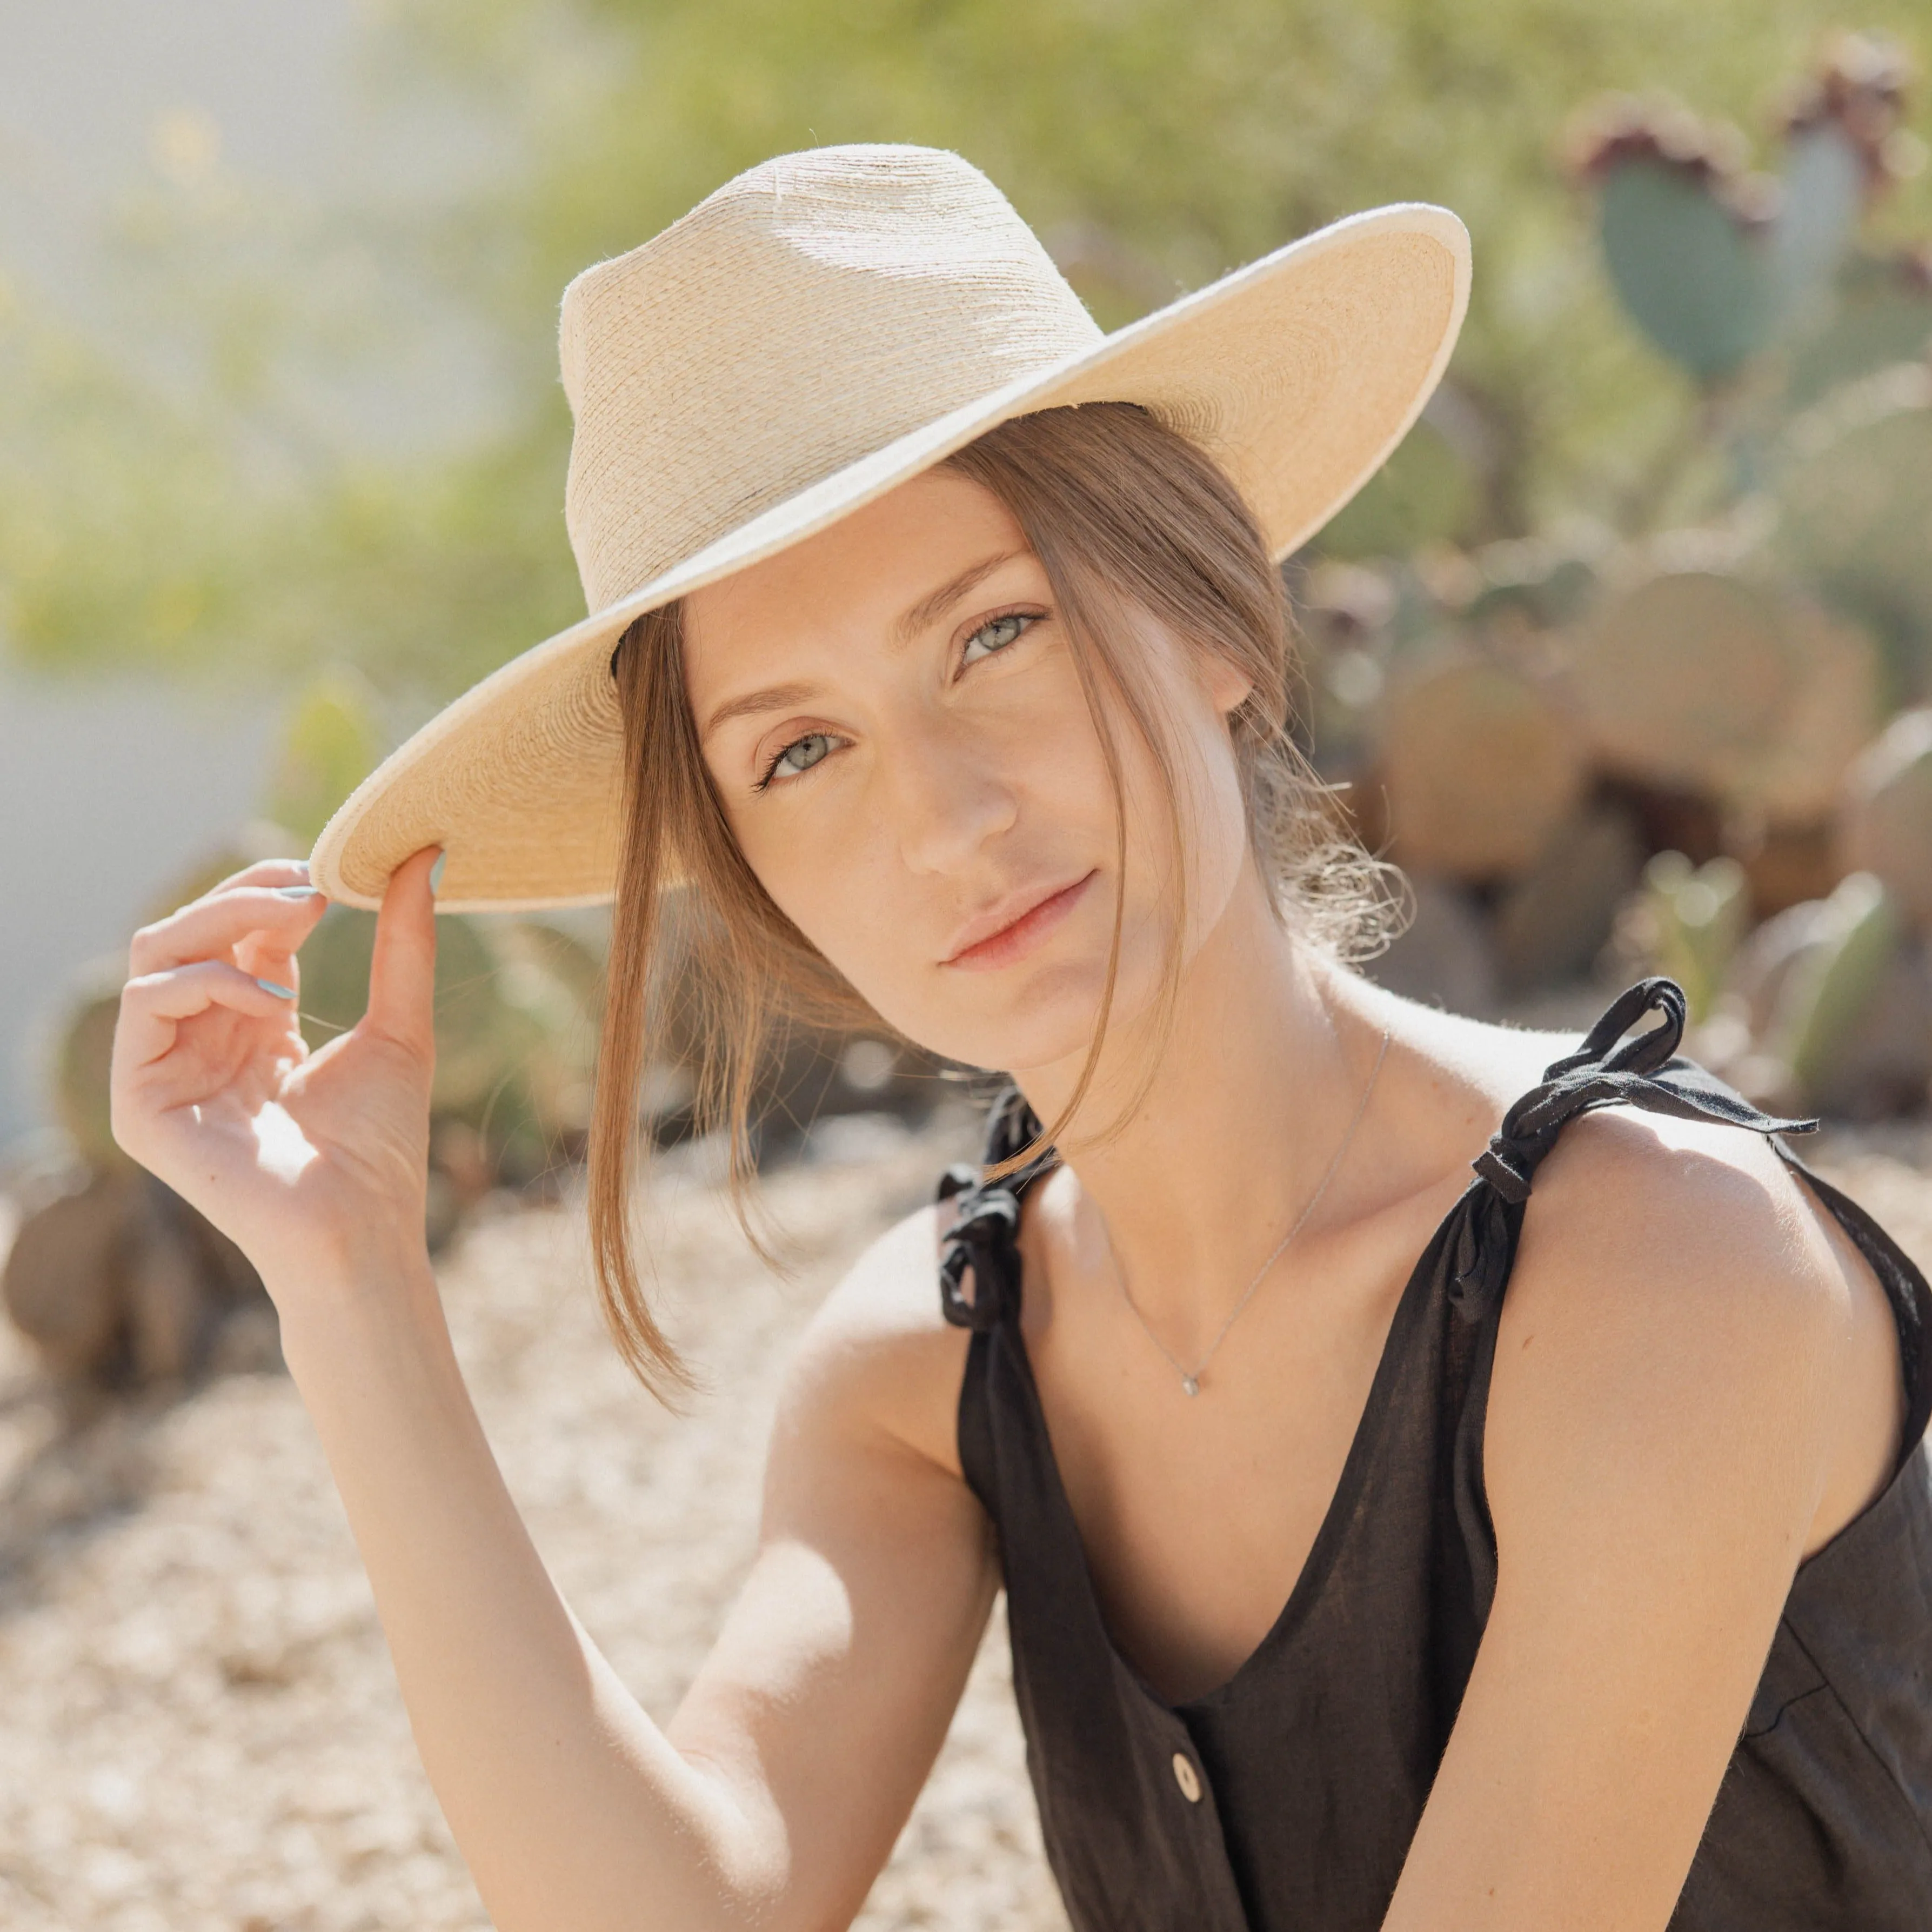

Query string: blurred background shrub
[4,1,1928,695]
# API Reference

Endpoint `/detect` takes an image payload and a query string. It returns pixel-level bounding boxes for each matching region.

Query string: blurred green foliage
[2,0,1929,706]
[262,668,384,843]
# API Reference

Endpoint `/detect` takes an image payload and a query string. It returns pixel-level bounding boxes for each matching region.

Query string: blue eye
[961,611,1035,666]
[758,731,835,788]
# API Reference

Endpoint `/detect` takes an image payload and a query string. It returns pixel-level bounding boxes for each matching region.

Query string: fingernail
[275,885,322,900]
[429,853,447,895]
[255,978,296,1000]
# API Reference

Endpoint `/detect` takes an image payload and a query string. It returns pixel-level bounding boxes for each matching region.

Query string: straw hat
[312,143,1469,912]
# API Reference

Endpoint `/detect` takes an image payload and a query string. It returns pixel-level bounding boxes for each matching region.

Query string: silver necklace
[1117,1025,1391,1396]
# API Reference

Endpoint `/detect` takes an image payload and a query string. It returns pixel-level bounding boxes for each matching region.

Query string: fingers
[363,846,439,1060]
[130,882,330,977]
[115,959,300,1072]
[201,857,313,899]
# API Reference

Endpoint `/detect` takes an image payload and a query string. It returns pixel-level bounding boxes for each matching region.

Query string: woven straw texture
[313,144,1469,911]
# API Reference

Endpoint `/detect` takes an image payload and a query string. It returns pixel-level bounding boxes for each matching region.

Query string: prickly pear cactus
[1376,650,1588,878]
[1,1168,133,1379]
[1837,708,1932,930]
[1726,599,1884,826]
[1575,38,1914,389]
[1575,113,1861,384]
[1783,250,1932,410]
[1765,871,1907,1101]
[1462,549,1601,635]
[1563,569,1875,826]
[489,917,604,1149]
[1773,382,1932,703]
[1562,571,1798,795]
[1591,146,1787,384]
[50,967,134,1173]
[1767,120,1867,333]
[1493,803,1645,993]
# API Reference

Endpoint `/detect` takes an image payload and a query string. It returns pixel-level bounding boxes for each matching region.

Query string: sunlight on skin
[98,446,1919,1932]
[249,1098,322,1183]
[681,466,1256,1122]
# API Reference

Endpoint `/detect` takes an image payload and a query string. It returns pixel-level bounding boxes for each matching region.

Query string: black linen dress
[936,978,1932,1930]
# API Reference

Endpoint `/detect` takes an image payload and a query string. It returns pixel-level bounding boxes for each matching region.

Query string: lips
[941,870,1097,971]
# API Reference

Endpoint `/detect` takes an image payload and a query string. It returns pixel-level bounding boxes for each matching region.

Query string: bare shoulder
[1362,990,1587,1152]
[771,1199,974,1481]
[1519,1101,1851,1355]
[1489,1099,1906,1559]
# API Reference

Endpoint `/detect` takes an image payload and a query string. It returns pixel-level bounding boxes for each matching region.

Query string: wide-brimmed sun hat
[311,143,1469,912]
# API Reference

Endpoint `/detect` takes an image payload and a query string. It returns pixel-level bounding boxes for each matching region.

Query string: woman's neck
[1009,862,1393,1354]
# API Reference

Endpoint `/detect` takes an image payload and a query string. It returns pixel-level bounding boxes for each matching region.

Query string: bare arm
[1380,1107,1903,1931]
[110,852,994,1932]
[279,1211,992,1932]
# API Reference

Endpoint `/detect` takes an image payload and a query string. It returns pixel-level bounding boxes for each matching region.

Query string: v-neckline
[1000,1168,1479,1716]
[990,1130,1932,1720]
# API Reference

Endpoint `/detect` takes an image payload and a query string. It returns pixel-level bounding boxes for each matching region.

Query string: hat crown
[559,145,1104,614]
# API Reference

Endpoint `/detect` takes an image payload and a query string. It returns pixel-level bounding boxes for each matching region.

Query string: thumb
[364,845,440,1062]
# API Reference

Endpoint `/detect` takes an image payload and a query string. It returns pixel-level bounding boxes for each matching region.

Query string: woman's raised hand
[110,846,442,1302]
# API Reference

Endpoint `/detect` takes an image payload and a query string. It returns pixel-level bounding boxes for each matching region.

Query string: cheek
[731,812,895,993]
[732,737,1117,1053]
[708,646,1247,1071]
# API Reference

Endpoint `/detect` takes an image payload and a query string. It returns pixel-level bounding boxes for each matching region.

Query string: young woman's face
[681,466,1254,1079]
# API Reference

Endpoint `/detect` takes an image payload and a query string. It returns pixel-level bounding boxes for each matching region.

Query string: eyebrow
[889,548,1026,649]
[699,679,822,744]
[698,549,1029,743]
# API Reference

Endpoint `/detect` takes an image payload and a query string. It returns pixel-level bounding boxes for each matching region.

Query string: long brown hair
[589,402,1398,1395]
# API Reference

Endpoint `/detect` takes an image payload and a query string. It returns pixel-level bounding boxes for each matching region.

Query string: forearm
[273,1247,777,1932]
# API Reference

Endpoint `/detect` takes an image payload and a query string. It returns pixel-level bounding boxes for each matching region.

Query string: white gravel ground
[0,1107,1068,1932]
[1,1109,1927,1931]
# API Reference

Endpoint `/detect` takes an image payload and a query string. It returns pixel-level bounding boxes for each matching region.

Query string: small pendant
[1180,1374,1200,1397]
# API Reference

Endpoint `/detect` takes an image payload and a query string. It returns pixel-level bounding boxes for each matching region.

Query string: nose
[885,711,1019,877]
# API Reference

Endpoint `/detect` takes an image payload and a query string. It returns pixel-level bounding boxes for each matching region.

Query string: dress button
[1172,1752,1202,1803]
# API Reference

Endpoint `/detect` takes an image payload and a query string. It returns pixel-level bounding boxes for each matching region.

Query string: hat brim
[313,202,1469,912]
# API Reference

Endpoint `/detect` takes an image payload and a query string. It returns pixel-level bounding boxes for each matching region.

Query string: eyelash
[752,606,1045,791]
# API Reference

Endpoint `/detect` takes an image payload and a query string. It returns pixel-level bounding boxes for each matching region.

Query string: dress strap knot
[1473,1132,1537,1206]
[1471,977,1818,1211]
[934,1086,1059,1333]
[1544,974,1689,1079]
[938,1178,1023,1332]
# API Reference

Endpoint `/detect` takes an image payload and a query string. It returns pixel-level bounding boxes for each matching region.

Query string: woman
[109,145,1931,1930]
